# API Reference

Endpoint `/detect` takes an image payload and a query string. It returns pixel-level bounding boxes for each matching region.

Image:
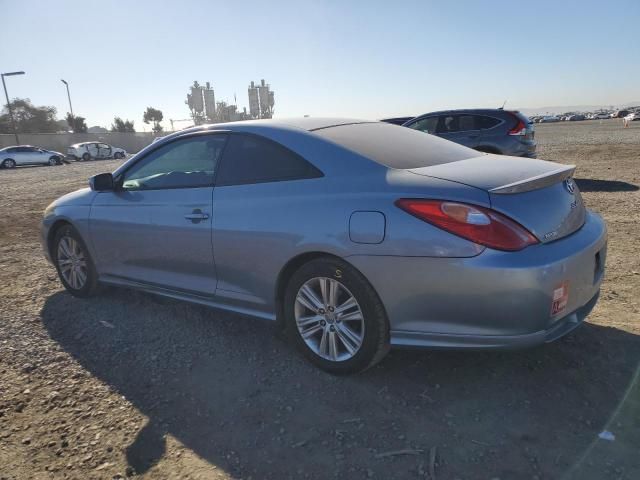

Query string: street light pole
[1,71,25,145]
[60,79,73,117]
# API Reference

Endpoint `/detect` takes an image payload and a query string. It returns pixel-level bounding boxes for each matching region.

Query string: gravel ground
[1,119,639,480]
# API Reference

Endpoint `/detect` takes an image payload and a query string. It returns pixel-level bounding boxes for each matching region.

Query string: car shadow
[40,288,640,479]
[575,178,639,192]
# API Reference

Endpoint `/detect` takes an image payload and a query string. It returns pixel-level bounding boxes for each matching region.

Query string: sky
[1,0,639,130]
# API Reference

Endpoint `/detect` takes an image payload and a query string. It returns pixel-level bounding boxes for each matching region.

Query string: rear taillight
[395,199,539,251]
[508,119,526,136]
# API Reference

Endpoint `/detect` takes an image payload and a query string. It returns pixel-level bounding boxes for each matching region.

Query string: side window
[458,115,476,132]
[437,115,477,133]
[407,117,438,134]
[477,116,501,130]
[17,146,34,153]
[216,134,322,186]
[437,115,458,133]
[121,134,227,190]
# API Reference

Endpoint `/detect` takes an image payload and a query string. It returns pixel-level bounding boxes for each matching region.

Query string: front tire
[114,152,124,159]
[48,157,58,166]
[82,152,91,161]
[284,257,389,374]
[53,225,99,297]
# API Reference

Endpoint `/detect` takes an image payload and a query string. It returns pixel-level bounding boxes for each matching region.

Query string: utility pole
[60,79,73,117]
[1,71,25,145]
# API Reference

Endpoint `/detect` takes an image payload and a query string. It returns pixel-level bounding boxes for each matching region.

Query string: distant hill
[519,102,640,115]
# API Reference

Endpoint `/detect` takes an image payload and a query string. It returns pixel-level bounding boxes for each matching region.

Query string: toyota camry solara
[41,118,607,374]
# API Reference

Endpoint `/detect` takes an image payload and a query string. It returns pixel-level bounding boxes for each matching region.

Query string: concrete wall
[0,132,164,154]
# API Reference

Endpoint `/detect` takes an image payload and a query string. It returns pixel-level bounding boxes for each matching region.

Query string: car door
[89,132,228,295]
[15,146,36,165]
[212,133,323,314]
[475,114,503,148]
[435,114,481,148]
[87,143,99,158]
[98,143,112,159]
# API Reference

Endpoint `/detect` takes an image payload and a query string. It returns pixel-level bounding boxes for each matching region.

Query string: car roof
[1,144,36,150]
[181,117,373,134]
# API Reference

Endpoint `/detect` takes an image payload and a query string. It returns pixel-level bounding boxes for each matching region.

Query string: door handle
[184,209,210,222]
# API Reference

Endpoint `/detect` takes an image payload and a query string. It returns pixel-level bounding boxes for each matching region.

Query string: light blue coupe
[41,118,607,373]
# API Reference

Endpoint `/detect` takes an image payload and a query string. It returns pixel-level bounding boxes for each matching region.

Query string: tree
[143,106,164,133]
[66,113,88,133]
[111,117,135,133]
[0,98,59,133]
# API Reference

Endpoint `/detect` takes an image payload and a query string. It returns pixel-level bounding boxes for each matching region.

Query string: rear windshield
[314,122,478,169]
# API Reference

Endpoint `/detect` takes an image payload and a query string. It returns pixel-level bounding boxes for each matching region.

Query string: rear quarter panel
[211,168,490,315]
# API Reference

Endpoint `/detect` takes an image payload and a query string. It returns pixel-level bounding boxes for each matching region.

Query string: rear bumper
[348,210,607,350]
[391,290,599,349]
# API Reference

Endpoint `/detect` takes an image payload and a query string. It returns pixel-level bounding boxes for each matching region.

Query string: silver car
[41,118,607,374]
[0,145,65,168]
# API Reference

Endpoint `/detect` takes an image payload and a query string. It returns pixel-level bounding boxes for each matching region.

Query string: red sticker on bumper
[551,281,569,315]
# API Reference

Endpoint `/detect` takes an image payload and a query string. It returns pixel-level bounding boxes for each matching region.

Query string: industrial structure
[185,79,275,126]
[248,79,275,119]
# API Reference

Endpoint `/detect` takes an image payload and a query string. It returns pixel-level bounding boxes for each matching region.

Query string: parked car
[539,115,560,123]
[567,114,586,121]
[0,145,65,168]
[67,142,126,161]
[612,110,629,118]
[41,118,606,373]
[625,112,640,121]
[591,112,610,120]
[402,109,536,158]
[380,116,415,126]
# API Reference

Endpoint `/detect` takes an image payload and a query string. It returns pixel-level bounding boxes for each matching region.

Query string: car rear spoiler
[489,165,576,195]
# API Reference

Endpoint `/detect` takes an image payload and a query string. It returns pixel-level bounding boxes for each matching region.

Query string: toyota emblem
[564,178,575,194]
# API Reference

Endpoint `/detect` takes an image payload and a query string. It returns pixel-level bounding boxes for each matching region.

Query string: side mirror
[89,173,114,191]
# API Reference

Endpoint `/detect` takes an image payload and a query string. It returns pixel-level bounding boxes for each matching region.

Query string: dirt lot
[1,119,639,480]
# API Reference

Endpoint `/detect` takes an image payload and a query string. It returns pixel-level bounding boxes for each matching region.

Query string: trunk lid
[409,155,586,243]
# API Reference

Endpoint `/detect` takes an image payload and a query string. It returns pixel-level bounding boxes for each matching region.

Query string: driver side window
[408,116,438,134]
[122,134,227,190]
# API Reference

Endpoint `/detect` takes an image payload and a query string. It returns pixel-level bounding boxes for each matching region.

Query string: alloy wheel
[294,277,365,362]
[57,235,88,290]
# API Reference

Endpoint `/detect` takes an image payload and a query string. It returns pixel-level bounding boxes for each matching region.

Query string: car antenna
[499,100,507,110]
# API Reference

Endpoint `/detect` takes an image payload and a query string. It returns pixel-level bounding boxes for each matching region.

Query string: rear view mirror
[89,173,114,191]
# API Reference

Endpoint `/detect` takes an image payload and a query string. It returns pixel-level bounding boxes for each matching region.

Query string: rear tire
[2,159,16,168]
[82,152,91,161]
[53,225,100,298]
[283,257,389,374]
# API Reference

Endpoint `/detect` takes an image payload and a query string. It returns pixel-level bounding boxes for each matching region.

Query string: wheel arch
[274,251,384,328]
[47,219,74,259]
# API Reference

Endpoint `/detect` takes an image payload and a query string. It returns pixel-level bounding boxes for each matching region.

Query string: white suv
[67,142,126,161]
